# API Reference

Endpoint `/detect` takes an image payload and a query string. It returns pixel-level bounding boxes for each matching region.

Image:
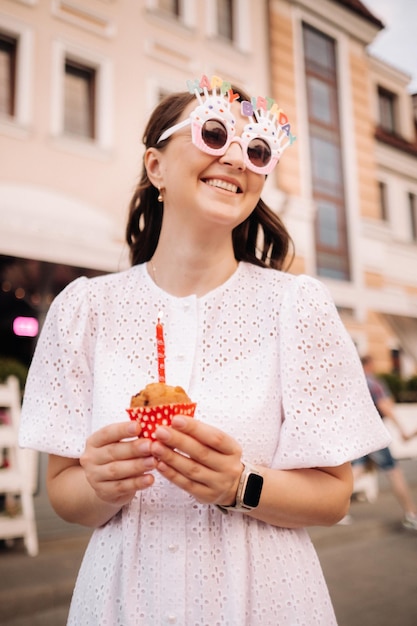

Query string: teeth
[205,178,238,193]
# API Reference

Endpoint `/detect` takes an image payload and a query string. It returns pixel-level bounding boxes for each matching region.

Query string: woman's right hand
[80,420,157,506]
[47,420,157,527]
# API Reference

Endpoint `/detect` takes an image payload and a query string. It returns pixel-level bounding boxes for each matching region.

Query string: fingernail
[137,440,151,454]
[127,421,138,434]
[157,461,168,472]
[143,456,156,469]
[154,426,170,441]
[171,416,186,428]
[152,442,163,456]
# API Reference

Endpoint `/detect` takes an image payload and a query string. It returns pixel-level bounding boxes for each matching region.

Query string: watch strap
[216,461,263,513]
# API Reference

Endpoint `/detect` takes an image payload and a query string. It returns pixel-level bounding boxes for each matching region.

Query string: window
[378,181,388,221]
[303,23,350,280]
[0,33,17,116]
[390,348,401,376]
[159,0,180,16]
[409,192,417,242]
[64,59,96,139]
[50,40,112,151]
[148,0,197,27]
[205,0,250,52]
[0,17,33,133]
[378,87,397,133]
[217,0,234,41]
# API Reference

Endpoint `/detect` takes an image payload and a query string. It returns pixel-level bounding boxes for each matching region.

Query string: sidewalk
[0,461,416,626]
[310,461,417,626]
[0,533,91,625]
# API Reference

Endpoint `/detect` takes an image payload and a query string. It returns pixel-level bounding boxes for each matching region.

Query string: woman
[20,75,390,625]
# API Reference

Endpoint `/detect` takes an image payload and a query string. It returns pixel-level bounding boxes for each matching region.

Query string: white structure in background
[0,376,39,556]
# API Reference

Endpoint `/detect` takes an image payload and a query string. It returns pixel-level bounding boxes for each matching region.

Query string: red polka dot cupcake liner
[126,403,197,440]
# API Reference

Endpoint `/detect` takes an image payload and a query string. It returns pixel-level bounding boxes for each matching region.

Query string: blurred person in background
[343,355,417,530]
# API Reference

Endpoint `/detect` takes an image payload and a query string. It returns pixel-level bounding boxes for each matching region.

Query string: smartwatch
[216,462,264,513]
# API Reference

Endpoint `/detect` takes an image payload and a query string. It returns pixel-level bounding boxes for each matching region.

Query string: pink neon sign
[12,317,39,337]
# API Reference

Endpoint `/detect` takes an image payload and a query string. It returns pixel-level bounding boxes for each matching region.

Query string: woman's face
[155,99,266,232]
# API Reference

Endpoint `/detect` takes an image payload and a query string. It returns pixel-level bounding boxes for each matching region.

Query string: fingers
[152,444,242,506]
[99,437,154,466]
[88,420,140,448]
[150,417,243,505]
[85,449,157,482]
[80,421,157,504]
[152,417,242,475]
[159,415,240,457]
[91,471,155,505]
[82,417,244,507]
[83,424,153,468]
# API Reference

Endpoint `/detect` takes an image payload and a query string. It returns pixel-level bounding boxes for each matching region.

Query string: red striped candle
[156,313,165,383]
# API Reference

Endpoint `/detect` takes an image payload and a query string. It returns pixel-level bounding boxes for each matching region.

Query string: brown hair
[125,88,294,270]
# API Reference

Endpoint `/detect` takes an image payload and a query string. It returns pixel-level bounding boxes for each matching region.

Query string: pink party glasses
[157,75,295,175]
[158,115,280,175]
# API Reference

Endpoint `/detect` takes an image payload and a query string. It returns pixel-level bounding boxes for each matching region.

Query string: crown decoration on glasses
[185,74,297,156]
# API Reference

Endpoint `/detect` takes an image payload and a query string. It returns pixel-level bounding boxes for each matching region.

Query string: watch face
[243,473,263,508]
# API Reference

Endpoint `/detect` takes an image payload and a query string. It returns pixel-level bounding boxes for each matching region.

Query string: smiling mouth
[203,178,242,194]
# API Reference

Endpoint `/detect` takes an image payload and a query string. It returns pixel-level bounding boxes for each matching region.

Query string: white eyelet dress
[19,262,391,626]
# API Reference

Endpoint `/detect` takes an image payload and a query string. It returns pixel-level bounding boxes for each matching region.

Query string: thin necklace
[150,259,157,285]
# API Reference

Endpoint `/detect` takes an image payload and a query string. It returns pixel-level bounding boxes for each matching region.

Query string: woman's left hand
[151,416,353,528]
[151,415,243,507]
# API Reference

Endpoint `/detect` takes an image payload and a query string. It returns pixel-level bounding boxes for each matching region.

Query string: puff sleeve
[19,277,94,457]
[272,275,391,469]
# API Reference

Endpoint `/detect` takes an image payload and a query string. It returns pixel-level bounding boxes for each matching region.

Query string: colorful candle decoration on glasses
[156,313,166,383]
[185,74,297,150]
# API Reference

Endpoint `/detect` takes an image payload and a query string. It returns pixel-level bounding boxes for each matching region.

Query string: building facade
[268,0,417,375]
[1,0,416,375]
[0,0,274,368]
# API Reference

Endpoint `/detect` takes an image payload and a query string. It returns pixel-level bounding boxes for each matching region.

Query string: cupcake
[126,382,196,439]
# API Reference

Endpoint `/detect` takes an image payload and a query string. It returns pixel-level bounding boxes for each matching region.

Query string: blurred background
[2,0,417,381]
[1,0,417,536]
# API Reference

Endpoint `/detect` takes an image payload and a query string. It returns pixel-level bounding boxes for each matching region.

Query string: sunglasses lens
[247,138,272,168]
[201,120,228,150]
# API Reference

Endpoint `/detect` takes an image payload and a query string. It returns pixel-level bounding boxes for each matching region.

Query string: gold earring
[157,187,164,202]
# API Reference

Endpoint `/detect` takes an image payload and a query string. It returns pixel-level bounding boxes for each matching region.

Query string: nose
[219,137,246,170]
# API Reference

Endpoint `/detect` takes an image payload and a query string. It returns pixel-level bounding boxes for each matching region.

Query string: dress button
[168,543,179,553]
[167,615,177,623]
[177,353,185,361]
